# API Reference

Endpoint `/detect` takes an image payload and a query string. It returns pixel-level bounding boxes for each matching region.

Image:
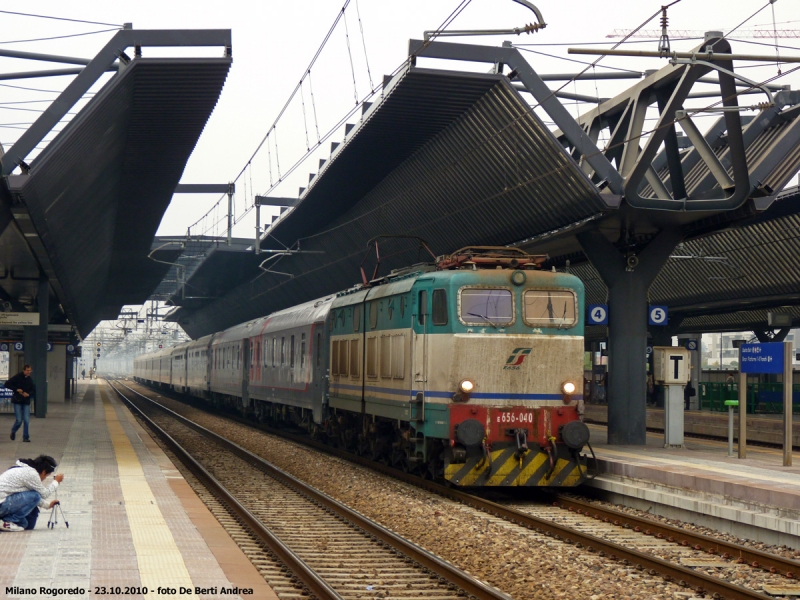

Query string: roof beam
[174,183,233,194]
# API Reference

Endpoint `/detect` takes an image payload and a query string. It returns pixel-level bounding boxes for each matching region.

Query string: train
[133,246,592,487]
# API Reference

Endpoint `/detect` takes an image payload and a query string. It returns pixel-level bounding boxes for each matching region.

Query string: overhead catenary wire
[187,0,356,234]
[189,0,476,237]
[0,9,123,28]
[0,28,121,45]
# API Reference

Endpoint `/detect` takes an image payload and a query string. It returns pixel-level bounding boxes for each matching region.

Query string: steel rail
[106,381,343,600]
[122,380,773,599]
[111,380,512,600]
[549,494,800,580]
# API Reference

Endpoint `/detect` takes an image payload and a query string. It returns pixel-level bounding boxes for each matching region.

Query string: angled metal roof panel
[7,57,230,336]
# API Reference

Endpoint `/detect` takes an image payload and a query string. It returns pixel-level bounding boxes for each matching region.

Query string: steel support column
[577,229,683,444]
[23,276,49,418]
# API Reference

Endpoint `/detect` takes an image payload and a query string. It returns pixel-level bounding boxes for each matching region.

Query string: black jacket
[5,372,35,405]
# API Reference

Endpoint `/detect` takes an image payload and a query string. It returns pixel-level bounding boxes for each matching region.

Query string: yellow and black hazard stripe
[445,447,585,487]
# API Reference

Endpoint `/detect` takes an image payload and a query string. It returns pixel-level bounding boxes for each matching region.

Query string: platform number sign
[648,305,668,326]
[587,304,609,325]
[13,342,23,351]
[685,339,698,351]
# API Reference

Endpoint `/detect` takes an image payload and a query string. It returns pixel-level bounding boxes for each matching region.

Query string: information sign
[0,343,7,352]
[67,344,75,353]
[740,343,784,374]
[46,343,53,352]
[587,304,608,325]
[648,305,668,325]
[0,313,39,326]
[13,342,23,351]
[685,339,698,351]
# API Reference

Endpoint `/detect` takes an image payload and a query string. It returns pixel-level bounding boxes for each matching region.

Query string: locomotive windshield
[459,288,514,326]
[523,289,577,328]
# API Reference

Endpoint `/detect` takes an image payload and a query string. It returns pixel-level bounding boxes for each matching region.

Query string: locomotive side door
[412,280,432,421]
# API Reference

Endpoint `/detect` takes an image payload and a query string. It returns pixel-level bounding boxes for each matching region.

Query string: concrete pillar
[23,276,49,418]
[577,228,682,445]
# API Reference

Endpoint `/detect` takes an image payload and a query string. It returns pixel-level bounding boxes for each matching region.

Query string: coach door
[241,340,250,409]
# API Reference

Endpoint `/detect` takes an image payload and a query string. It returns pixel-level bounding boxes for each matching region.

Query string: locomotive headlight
[561,381,576,395]
[459,379,475,394]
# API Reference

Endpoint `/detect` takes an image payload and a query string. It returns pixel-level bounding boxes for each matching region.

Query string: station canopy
[160,42,800,340]
[0,29,231,339]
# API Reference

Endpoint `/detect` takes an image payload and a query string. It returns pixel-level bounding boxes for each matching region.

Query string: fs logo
[503,347,532,370]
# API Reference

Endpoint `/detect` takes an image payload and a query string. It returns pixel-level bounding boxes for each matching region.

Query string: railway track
[116,379,800,599]
[108,380,511,600]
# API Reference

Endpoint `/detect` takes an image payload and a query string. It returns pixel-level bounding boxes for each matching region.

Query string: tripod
[47,497,69,529]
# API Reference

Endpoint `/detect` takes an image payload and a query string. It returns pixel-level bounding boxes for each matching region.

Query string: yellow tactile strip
[101,390,193,591]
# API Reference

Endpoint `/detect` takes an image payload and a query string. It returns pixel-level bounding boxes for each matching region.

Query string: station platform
[585,403,800,446]
[583,407,800,548]
[0,380,274,599]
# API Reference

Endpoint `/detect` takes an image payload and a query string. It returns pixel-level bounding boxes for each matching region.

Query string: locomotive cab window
[523,289,577,328]
[459,288,514,326]
[432,289,448,326]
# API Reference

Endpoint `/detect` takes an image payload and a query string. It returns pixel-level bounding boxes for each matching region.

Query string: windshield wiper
[467,312,498,328]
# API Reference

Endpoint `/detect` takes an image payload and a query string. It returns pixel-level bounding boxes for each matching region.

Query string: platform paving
[584,411,800,548]
[0,380,276,599]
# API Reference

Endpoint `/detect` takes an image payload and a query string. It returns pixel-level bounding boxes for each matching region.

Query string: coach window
[290,335,296,368]
[301,333,306,368]
[432,289,448,326]
[272,338,276,367]
[417,290,427,325]
[316,333,321,367]
[369,301,378,329]
[353,306,361,332]
[523,289,577,328]
[281,337,286,365]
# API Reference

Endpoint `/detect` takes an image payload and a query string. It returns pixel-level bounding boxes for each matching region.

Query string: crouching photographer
[0,455,63,532]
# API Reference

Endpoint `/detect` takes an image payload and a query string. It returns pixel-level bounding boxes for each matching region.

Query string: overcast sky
[2,0,798,241]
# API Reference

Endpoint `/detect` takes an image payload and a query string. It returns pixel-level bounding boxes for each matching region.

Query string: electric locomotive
[134,247,591,487]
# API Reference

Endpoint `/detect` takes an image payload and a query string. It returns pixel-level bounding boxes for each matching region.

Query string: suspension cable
[343,8,359,104]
